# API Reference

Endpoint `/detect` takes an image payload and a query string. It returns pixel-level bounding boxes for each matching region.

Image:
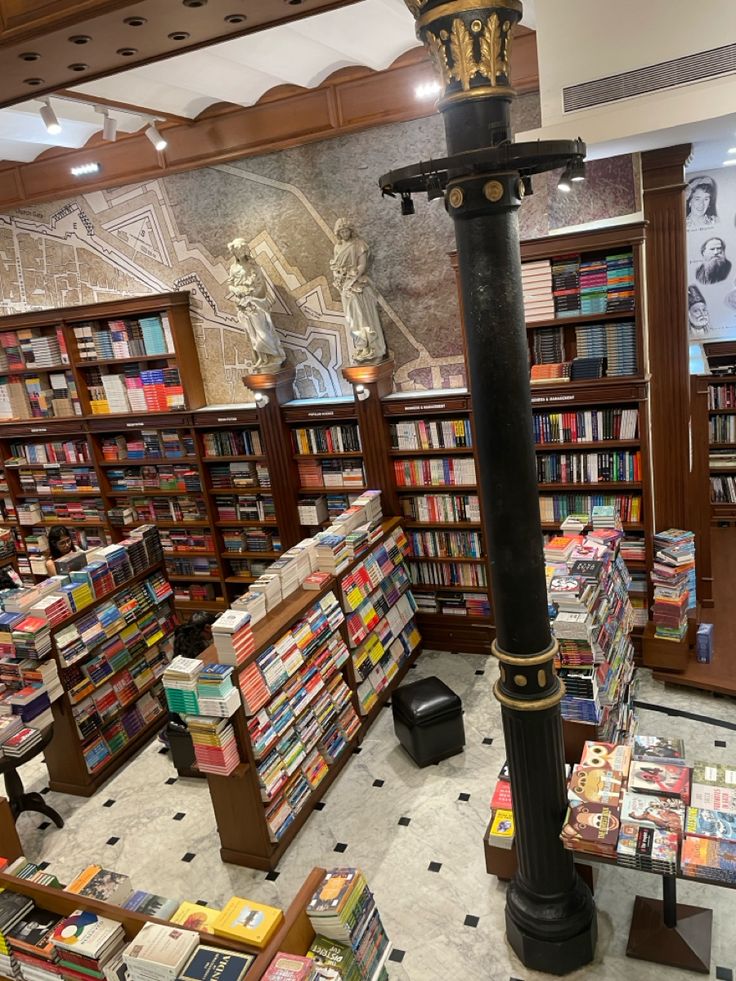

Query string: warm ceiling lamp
[40,98,61,135]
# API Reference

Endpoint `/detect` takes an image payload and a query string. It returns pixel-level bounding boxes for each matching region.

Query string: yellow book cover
[171,902,221,934]
[65,865,102,895]
[213,897,283,948]
[490,809,515,839]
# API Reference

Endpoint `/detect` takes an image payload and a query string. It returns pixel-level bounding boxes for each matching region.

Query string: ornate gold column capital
[404,0,522,108]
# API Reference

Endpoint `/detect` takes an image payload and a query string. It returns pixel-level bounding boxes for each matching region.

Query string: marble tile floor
[10,649,736,981]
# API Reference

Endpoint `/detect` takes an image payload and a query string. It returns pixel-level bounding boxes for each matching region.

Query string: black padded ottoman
[391,676,465,767]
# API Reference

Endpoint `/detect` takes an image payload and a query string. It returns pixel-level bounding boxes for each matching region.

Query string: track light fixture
[521,175,533,197]
[426,173,444,203]
[355,384,370,402]
[254,392,270,408]
[145,123,167,151]
[39,98,61,135]
[400,192,415,216]
[99,108,118,142]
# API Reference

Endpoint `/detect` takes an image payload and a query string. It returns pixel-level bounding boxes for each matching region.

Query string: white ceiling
[0,0,537,165]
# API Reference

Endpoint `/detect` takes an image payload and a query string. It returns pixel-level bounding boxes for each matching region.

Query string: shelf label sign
[531,394,576,404]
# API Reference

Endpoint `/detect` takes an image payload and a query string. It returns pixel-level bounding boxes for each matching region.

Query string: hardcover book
[685,806,736,842]
[568,765,622,807]
[690,783,736,814]
[560,803,620,852]
[692,761,736,788]
[178,945,255,981]
[51,911,124,958]
[170,903,221,935]
[579,741,631,775]
[627,762,691,803]
[66,865,132,905]
[122,892,179,920]
[620,792,686,836]
[632,736,686,766]
[213,897,283,948]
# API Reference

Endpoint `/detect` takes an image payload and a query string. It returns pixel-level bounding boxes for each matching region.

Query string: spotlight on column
[254,392,270,408]
[145,123,167,151]
[40,98,61,135]
[355,384,370,402]
[569,159,586,183]
[521,175,533,197]
[557,168,572,193]
[400,192,415,216]
[426,173,444,203]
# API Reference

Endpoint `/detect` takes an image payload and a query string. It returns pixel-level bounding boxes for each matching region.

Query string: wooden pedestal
[0,797,22,864]
[626,896,711,974]
[243,365,296,406]
[641,621,691,672]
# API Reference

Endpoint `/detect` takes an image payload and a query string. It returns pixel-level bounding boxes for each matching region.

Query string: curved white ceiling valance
[0,0,536,165]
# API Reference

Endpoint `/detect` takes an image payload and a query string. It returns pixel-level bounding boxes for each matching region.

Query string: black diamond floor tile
[195,900,208,906]
[265,871,280,881]
[716,968,733,981]
[165,777,177,785]
[37,821,50,830]
[106,836,119,845]
[334,842,348,853]
[314,801,326,811]
[398,816,411,827]
[428,861,442,872]
[173,812,186,821]
[181,852,196,863]
[458,792,471,802]
[388,950,405,964]
[37,861,49,871]
[475,670,485,676]
[373,779,384,788]
[41,787,50,795]
[353,747,363,755]
[715,740,727,748]
[483,737,494,745]
[464,915,479,928]
[103,799,115,808]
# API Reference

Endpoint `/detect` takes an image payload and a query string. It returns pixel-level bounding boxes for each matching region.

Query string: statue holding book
[330,218,387,365]
[227,238,286,373]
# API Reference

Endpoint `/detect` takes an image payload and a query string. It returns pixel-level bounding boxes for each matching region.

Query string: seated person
[45,525,81,577]
[162,612,217,748]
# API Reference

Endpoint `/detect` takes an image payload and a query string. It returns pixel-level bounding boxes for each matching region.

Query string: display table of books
[561,736,736,974]
[0,862,391,981]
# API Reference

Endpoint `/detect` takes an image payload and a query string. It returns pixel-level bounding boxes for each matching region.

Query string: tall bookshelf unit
[381,389,492,655]
[281,397,367,533]
[706,377,736,524]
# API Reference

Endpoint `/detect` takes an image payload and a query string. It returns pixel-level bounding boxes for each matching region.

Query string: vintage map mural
[0,100,639,403]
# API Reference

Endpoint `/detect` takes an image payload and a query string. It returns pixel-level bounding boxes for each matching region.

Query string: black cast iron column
[389,2,597,973]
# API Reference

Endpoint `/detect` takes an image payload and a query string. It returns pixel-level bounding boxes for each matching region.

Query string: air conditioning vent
[563,42,736,112]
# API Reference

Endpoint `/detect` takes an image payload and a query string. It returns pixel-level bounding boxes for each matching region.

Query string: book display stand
[0,867,328,981]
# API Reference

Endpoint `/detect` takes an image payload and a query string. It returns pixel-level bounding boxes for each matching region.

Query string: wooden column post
[244,367,302,549]
[641,144,692,531]
[342,359,399,516]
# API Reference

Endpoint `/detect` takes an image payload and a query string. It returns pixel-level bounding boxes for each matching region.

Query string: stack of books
[306,868,391,980]
[248,574,282,612]
[298,496,328,527]
[0,725,43,758]
[0,890,35,981]
[196,664,240,717]
[51,911,126,981]
[187,715,241,775]
[123,922,199,981]
[232,590,267,626]
[521,259,555,322]
[5,901,63,981]
[313,534,349,576]
[561,741,631,858]
[487,762,514,850]
[162,657,203,715]
[552,255,580,318]
[650,528,696,642]
[211,610,254,666]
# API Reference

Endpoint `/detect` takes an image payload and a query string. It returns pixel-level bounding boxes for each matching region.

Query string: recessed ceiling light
[68,35,91,44]
[123,16,147,26]
[117,47,138,56]
[168,31,190,40]
[727,147,736,154]
[71,162,100,176]
[19,52,41,61]
[68,63,88,72]
[24,77,44,86]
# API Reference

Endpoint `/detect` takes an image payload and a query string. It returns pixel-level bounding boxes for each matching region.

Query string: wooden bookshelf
[381,388,493,655]
[0,867,327,980]
[704,377,736,526]
[39,551,175,796]
[199,518,422,870]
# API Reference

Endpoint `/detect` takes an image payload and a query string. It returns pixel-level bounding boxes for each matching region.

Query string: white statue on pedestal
[330,218,387,365]
[227,238,286,373]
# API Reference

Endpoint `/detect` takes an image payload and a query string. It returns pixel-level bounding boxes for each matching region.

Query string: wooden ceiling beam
[54,89,192,126]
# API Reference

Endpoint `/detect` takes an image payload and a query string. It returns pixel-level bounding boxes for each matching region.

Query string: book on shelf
[65,865,133,905]
[178,946,255,981]
[212,897,283,948]
[170,902,221,934]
